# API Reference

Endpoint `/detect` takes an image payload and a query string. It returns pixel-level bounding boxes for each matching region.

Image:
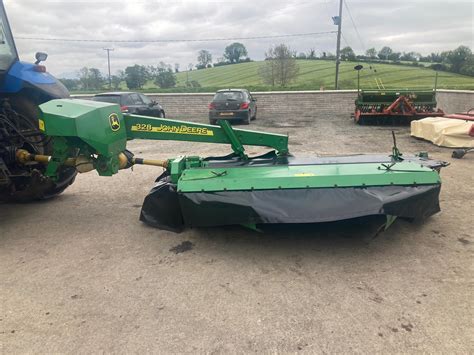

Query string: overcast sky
[5,0,473,78]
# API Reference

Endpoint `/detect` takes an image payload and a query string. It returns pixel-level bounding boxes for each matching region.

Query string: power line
[343,0,366,52]
[16,31,337,43]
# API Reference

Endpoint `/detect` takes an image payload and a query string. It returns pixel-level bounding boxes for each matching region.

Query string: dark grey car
[92,92,165,118]
[208,89,257,125]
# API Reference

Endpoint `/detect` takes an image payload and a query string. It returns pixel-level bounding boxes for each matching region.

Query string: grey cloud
[5,0,473,77]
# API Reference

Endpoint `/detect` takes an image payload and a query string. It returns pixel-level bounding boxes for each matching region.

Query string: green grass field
[72,59,474,94]
[170,60,474,91]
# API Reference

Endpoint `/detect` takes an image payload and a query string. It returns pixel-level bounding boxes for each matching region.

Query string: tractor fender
[1,61,69,99]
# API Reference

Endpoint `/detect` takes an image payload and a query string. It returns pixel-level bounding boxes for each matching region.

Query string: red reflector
[469,124,474,137]
[208,103,216,110]
[240,102,250,109]
[120,105,129,112]
[33,65,46,72]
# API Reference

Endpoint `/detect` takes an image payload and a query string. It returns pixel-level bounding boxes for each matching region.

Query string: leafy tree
[365,48,377,58]
[223,42,248,63]
[388,52,401,61]
[154,68,176,88]
[324,52,336,60]
[297,52,307,59]
[124,65,148,89]
[88,68,104,89]
[426,52,443,63]
[197,49,212,68]
[78,67,89,90]
[340,46,356,61]
[259,44,299,87]
[400,52,416,61]
[77,67,104,90]
[111,74,123,90]
[378,46,393,60]
[59,78,79,91]
[447,45,472,73]
[459,54,474,76]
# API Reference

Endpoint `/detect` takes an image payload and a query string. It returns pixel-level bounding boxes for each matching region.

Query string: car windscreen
[213,91,244,101]
[92,95,121,105]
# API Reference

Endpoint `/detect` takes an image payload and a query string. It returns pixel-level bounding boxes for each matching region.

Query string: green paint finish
[40,99,127,158]
[44,137,69,180]
[356,89,437,106]
[125,113,289,155]
[178,162,440,192]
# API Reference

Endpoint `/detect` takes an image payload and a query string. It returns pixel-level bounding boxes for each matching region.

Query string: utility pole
[103,47,114,89]
[333,0,343,90]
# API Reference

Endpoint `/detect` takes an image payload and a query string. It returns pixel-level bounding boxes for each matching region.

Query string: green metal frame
[355,89,438,107]
[39,99,289,181]
[177,162,440,192]
[38,99,441,193]
[125,114,289,159]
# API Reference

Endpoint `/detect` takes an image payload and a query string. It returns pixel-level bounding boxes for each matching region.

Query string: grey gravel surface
[1,114,472,353]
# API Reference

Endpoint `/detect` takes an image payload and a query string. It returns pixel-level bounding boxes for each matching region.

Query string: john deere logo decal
[109,113,120,132]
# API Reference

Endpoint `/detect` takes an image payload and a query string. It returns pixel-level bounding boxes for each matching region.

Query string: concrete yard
[1,114,472,353]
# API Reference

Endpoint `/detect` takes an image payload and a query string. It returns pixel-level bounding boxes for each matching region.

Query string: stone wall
[73,89,474,123]
[148,90,357,122]
[436,89,474,114]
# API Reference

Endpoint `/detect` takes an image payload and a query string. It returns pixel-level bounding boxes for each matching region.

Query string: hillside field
[169,60,474,91]
[71,59,474,93]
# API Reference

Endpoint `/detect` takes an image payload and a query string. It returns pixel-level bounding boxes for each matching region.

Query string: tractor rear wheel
[1,97,77,202]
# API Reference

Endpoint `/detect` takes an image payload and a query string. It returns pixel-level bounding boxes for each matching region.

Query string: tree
[124,65,148,89]
[259,44,299,87]
[111,74,123,90]
[78,67,90,90]
[154,68,176,88]
[427,52,443,63]
[388,52,401,61]
[378,46,393,60]
[197,50,212,68]
[459,55,474,76]
[365,48,377,59]
[186,80,201,88]
[340,46,356,61]
[88,68,104,89]
[223,42,248,63]
[307,48,316,59]
[174,63,180,73]
[324,52,336,60]
[77,67,104,90]
[446,45,472,73]
[297,52,307,59]
[59,78,79,91]
[111,70,125,90]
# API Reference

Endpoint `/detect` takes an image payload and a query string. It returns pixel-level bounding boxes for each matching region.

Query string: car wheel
[158,110,165,118]
[243,112,251,125]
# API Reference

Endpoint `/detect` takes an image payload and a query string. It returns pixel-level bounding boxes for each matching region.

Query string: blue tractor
[0,1,76,201]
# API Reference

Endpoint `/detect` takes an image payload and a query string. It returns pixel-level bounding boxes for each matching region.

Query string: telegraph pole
[334,0,343,90]
[103,47,114,89]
